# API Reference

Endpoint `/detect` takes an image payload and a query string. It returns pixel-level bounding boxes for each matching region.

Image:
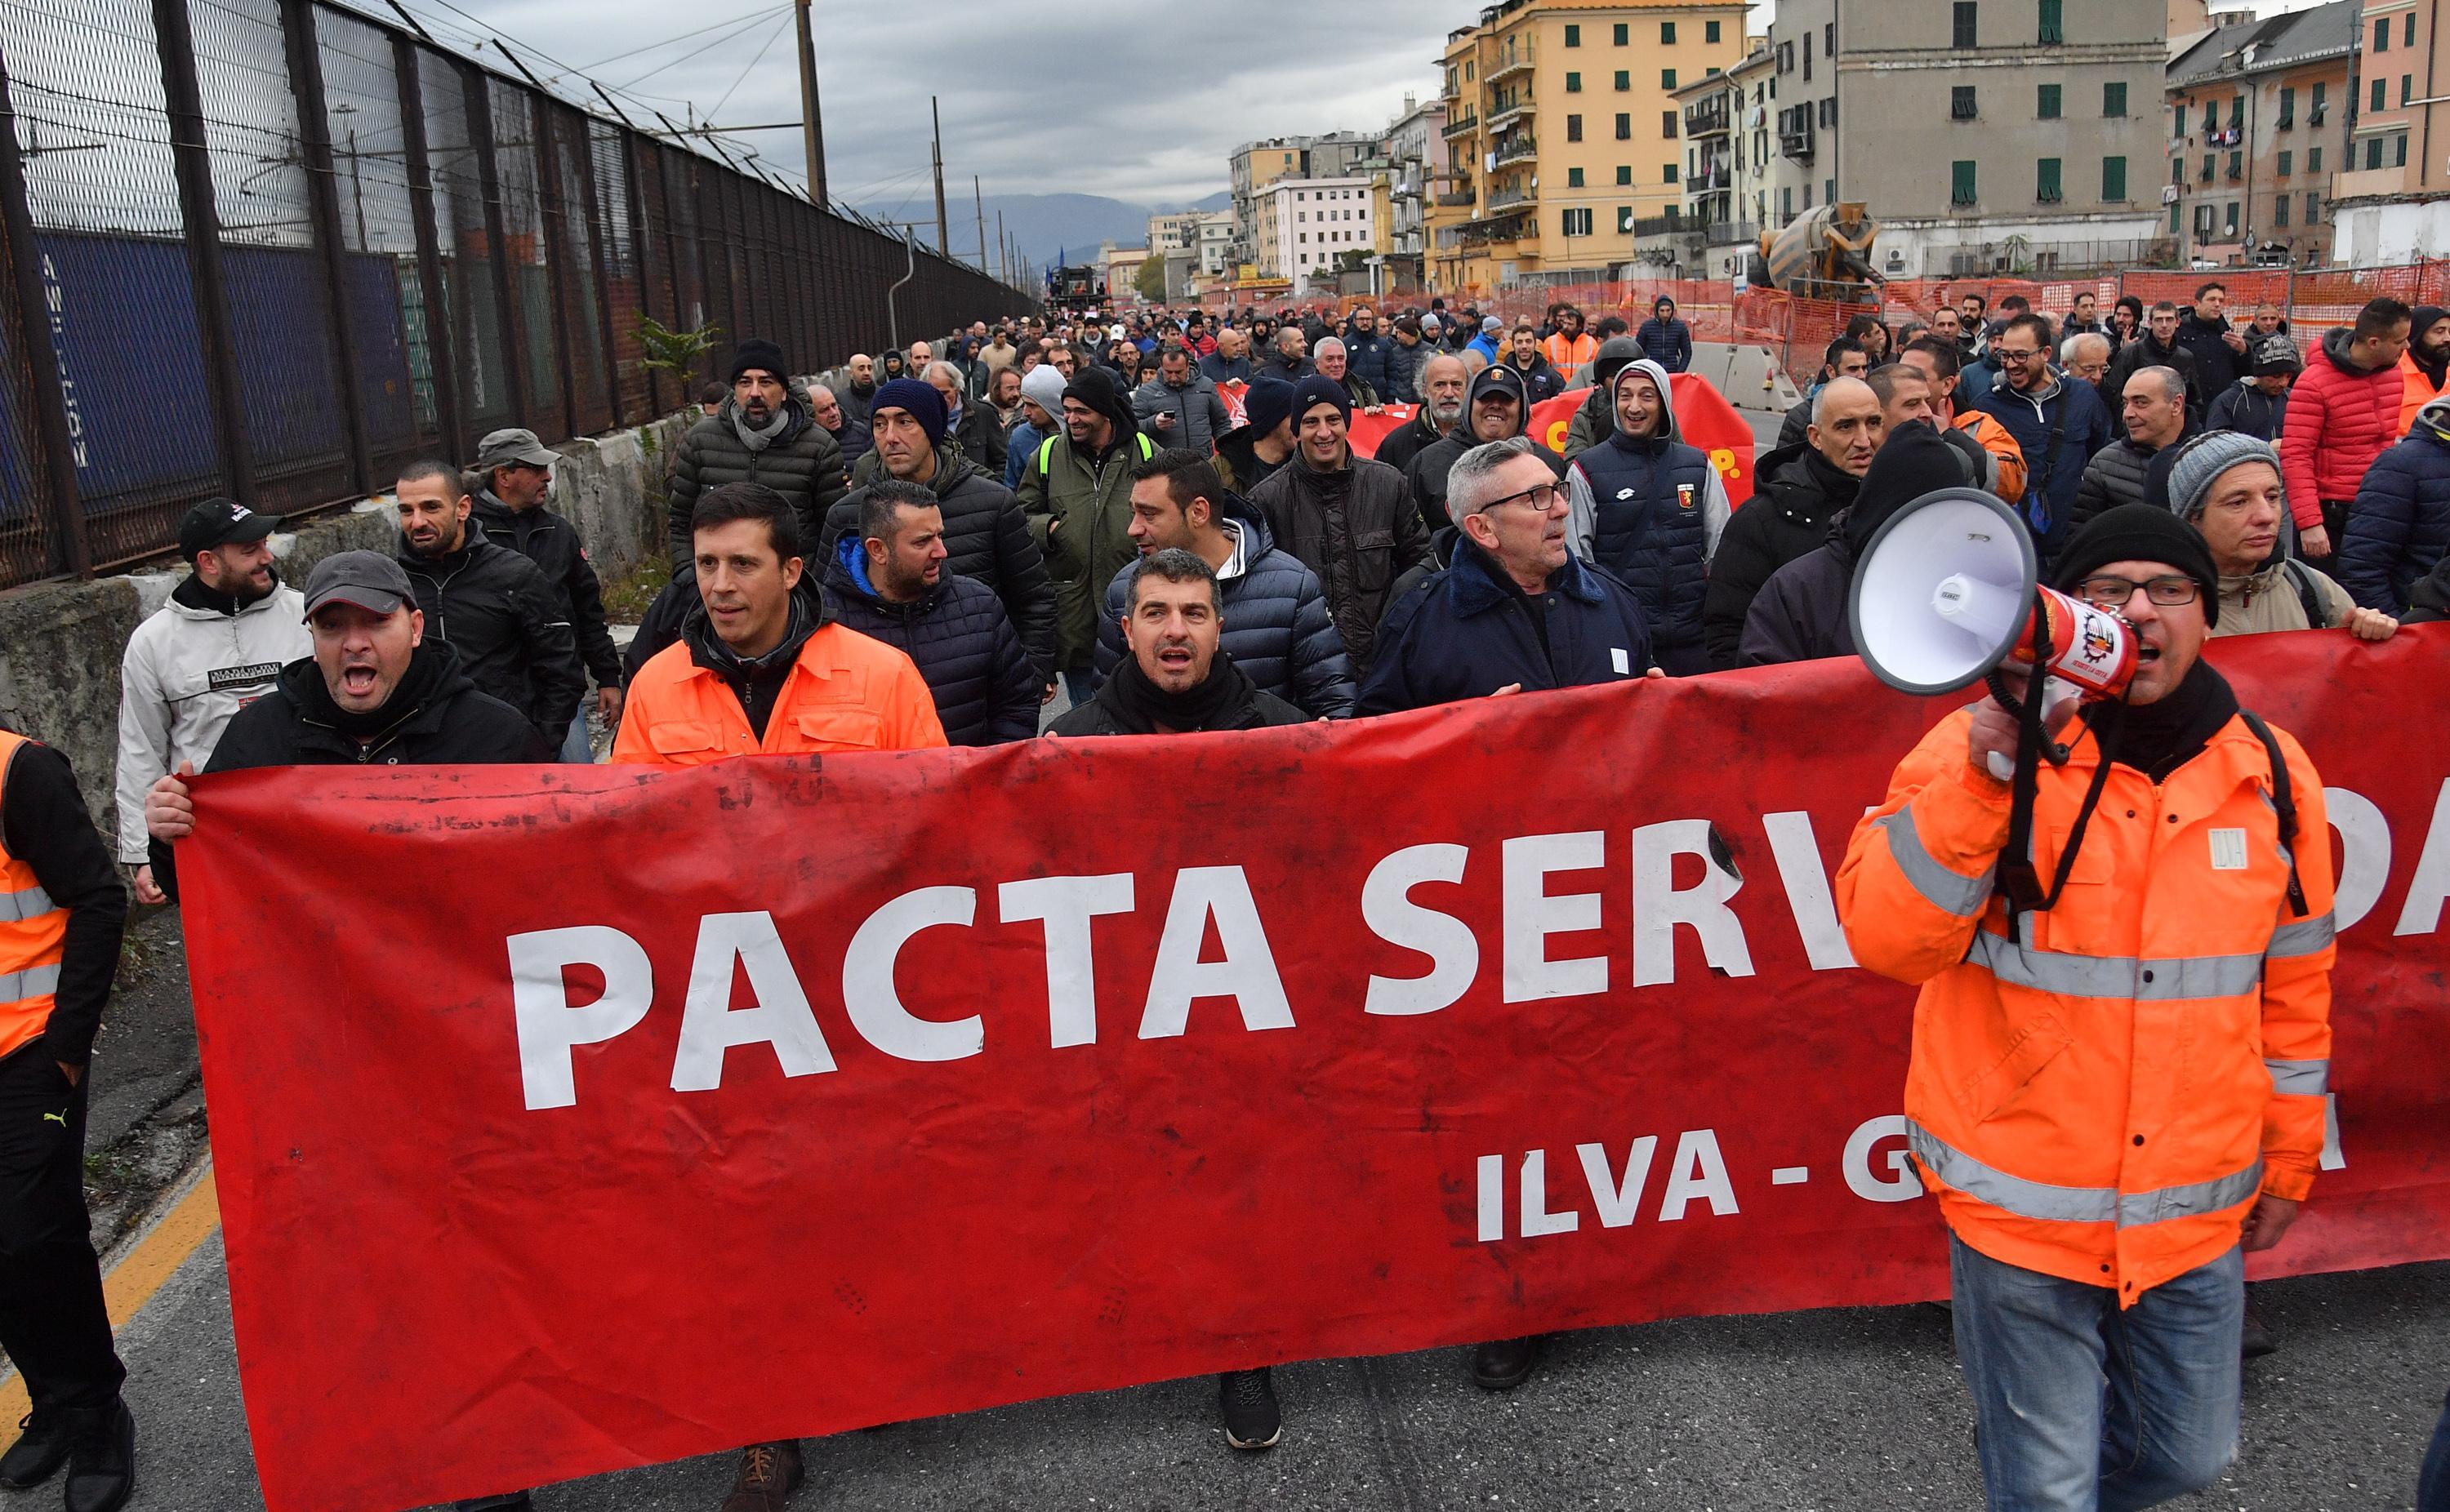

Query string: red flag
[1531,376,1756,506]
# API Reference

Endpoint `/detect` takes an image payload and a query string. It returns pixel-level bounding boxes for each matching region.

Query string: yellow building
[1427,0,1748,296]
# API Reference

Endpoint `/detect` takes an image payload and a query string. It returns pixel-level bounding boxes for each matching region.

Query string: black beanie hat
[2050,503,2221,628]
[1291,372,1353,429]
[1842,422,1971,556]
[728,338,788,385]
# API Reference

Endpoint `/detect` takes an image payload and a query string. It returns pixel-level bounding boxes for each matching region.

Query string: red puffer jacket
[2278,327,2404,528]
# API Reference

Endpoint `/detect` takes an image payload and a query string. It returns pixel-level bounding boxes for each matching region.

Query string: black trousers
[0,1045,122,1413]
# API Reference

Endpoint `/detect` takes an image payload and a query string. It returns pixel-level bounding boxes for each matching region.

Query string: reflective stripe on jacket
[0,732,68,1061]
[1835,708,2334,1303]
[611,628,948,764]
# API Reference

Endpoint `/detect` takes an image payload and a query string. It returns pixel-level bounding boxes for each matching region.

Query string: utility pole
[792,0,827,205]
[997,209,1007,282]
[929,96,949,256]
[973,174,987,271]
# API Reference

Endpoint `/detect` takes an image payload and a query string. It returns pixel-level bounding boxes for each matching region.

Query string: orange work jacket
[1544,331,1597,386]
[612,624,948,764]
[1837,706,2334,1304]
[0,731,69,1061]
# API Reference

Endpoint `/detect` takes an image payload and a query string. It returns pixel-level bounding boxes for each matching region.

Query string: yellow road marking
[0,1162,220,1450]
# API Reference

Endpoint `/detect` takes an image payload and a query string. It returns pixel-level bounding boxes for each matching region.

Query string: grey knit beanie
[2163,429,2282,523]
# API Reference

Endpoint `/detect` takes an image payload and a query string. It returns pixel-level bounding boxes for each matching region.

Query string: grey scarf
[733,400,794,454]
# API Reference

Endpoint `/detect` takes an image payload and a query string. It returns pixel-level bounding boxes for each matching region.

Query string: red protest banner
[182,630,2450,1512]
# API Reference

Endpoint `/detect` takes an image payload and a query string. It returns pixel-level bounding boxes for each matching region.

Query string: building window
[2225,201,2239,237]
[1615,69,1630,90]
[2375,16,2390,51]
[2278,87,2295,127]
[1820,96,1837,128]
[2229,149,2243,179]
[2408,12,2419,45]
[2105,81,2127,118]
[1824,176,1835,203]
[2373,78,2387,112]
[1568,113,1584,142]
[2172,157,2185,186]
[2038,84,2061,119]
[1661,21,1677,43]
[1952,159,1977,205]
[2278,149,2292,176]
[1295,211,1306,222]
[1664,110,1679,137]
[1803,181,1813,209]
[2200,153,2213,183]
[1562,207,1592,235]
[2176,104,2187,136]
[1565,23,1580,46]
[1567,71,1583,92]
[2368,136,2385,170]
[2399,131,2412,167]
[2170,203,2182,233]
[1782,186,1794,220]
[1618,206,1636,233]
[1616,113,1632,139]
[1707,20,1722,43]
[2037,158,2063,202]
[1614,22,1628,46]
[2275,194,2291,228]
[2310,145,2323,171]
[2194,203,2216,238]
[1617,165,1633,185]
[2308,190,2323,221]
[1663,68,1678,89]
[1952,86,1978,120]
[1953,2,1978,49]
[1803,37,1811,82]
[2039,0,2063,42]
[1825,22,1835,55]
[2102,155,2127,202]
[2405,74,2416,106]
[2313,80,2328,117]
[1664,162,1680,184]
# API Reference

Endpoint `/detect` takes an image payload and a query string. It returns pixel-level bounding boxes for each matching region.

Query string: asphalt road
[90,1217,2450,1511]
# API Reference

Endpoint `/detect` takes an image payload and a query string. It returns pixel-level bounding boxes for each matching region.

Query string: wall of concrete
[2,409,695,848]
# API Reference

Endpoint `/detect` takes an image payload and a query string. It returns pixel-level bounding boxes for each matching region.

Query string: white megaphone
[1848,487,2139,702]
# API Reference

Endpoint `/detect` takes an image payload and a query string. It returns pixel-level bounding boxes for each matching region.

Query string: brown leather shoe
[718,1440,804,1512]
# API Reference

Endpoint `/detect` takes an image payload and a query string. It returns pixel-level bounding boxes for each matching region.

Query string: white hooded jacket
[114,579,310,861]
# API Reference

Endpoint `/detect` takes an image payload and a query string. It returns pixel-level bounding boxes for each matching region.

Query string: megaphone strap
[2239,709,2310,919]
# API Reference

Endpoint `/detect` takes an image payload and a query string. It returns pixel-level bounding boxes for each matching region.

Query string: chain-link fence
[0,0,1036,587]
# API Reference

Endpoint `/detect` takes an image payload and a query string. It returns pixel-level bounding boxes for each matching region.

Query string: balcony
[1488,182,1539,211]
[1780,128,1815,164]
[2330,164,2408,201]
[1488,44,1535,85]
[1491,135,1539,167]
[1486,95,1538,131]
[1706,220,1762,246]
[1684,99,1731,138]
[1436,185,1477,207]
[1443,111,1480,139]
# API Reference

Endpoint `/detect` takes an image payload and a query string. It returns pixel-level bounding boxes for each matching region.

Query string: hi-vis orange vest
[1837,708,2335,1305]
[611,623,948,764]
[0,731,69,1061]
[1544,331,1597,386]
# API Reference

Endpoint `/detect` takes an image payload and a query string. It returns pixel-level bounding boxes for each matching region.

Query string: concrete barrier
[1,409,695,845]
[1690,342,1806,412]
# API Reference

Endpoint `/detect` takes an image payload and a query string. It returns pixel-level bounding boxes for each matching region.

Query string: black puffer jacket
[150,642,546,900]
[1250,450,1430,674]
[1700,442,1857,670]
[471,490,622,689]
[818,443,1056,680]
[666,394,849,560]
[1405,367,1569,532]
[1091,498,1356,718]
[2069,431,2185,531]
[394,530,586,745]
[821,541,1040,745]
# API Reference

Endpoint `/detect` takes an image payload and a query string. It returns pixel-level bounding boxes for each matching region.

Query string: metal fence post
[154,0,257,504]
[390,35,466,460]
[464,64,530,430]
[278,0,373,496]
[0,40,89,577]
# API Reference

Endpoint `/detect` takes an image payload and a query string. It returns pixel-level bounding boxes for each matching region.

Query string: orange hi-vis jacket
[612,624,948,764]
[0,731,69,1061]
[1544,331,1597,386]
[1836,706,2335,1304]
[1952,408,2030,505]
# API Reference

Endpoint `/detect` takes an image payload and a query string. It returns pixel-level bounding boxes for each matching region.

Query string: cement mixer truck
[1748,202,1885,302]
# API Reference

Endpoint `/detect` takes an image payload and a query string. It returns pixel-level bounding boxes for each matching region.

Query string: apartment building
[1255,176,1377,289]
[1755,0,2167,278]
[2329,0,2450,261]
[2165,1,2357,266]
[1229,132,1380,269]
[1654,40,1771,279]
[1424,0,1749,295]
[1382,93,1450,283]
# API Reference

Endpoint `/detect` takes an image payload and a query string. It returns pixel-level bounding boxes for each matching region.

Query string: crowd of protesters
[0,278,2430,1512]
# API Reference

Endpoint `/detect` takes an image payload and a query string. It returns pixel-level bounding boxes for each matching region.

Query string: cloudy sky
[380,0,2336,211]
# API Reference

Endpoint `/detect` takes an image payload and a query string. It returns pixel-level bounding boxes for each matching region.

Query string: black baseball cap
[300,550,413,619]
[177,496,278,561]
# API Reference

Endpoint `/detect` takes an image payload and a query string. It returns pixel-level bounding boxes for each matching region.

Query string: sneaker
[1472,1336,1539,1392]
[1218,1368,1281,1451]
[61,1399,134,1512]
[2241,1301,2278,1360]
[719,1440,804,1512]
[0,1409,72,1489]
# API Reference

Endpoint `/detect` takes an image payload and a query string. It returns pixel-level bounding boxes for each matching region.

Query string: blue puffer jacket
[1343,327,1396,398]
[1968,373,2114,562]
[2338,415,2450,613]
[822,540,1041,745]
[1093,496,1356,718]
[1562,358,1731,669]
[1358,528,1655,714]
[1634,315,1692,374]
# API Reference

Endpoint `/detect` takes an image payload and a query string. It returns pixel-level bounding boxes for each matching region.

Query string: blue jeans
[2421,1384,2450,1512]
[1062,668,1097,708]
[559,713,594,764]
[1950,1235,2242,1512]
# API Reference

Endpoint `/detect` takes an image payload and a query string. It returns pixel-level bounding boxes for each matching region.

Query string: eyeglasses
[1993,348,2042,362]
[1472,480,1566,515]
[2078,575,2199,608]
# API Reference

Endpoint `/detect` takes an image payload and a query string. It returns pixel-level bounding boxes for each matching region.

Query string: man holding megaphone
[1836,503,2336,1512]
